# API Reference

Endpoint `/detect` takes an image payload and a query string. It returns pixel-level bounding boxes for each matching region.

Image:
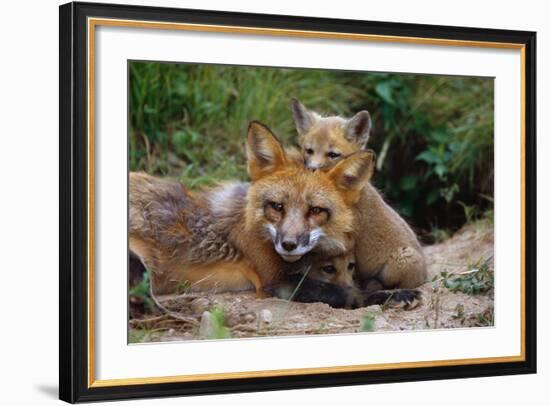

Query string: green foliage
[129,272,154,311]
[440,258,494,295]
[366,74,493,230]
[129,328,156,343]
[129,62,494,232]
[428,227,450,244]
[361,311,376,332]
[205,307,232,340]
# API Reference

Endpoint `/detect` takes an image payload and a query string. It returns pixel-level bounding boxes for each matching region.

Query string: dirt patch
[129,221,494,343]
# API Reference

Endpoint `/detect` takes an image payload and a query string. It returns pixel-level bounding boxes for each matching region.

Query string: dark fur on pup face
[267,250,422,310]
[266,274,422,310]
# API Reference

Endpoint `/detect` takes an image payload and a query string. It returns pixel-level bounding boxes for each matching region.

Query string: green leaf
[416,150,440,164]
[175,82,187,95]
[441,183,459,203]
[143,105,157,114]
[400,175,417,191]
[434,164,448,179]
[361,312,376,332]
[155,130,168,145]
[173,130,187,147]
[426,189,441,205]
[430,128,449,143]
[375,82,396,105]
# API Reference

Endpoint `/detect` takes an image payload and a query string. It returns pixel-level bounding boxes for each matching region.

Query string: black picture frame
[59,1,537,403]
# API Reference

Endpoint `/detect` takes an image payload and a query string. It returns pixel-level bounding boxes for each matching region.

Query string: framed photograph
[59,1,536,403]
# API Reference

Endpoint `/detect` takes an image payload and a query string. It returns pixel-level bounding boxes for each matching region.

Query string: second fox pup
[129,121,375,297]
[291,98,372,170]
[265,249,358,309]
[267,249,422,310]
[291,98,427,289]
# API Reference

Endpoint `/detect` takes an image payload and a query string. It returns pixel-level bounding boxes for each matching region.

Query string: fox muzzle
[265,224,324,263]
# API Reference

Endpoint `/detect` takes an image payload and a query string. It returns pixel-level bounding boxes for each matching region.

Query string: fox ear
[327,150,375,203]
[345,110,371,147]
[291,98,319,136]
[247,121,287,181]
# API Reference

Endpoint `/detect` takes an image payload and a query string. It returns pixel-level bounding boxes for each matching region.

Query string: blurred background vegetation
[129,61,493,242]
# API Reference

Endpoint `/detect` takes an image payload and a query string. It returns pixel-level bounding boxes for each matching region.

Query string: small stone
[191,297,211,314]
[243,313,256,323]
[199,311,215,338]
[260,309,273,324]
[225,313,240,327]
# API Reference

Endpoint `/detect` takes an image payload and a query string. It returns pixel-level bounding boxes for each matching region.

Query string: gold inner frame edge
[86,17,527,388]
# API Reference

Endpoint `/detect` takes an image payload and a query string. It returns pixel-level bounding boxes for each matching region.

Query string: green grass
[202,307,232,340]
[129,272,154,311]
[129,62,494,232]
[360,311,376,332]
[440,258,494,295]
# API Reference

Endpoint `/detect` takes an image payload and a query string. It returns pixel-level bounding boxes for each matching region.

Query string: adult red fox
[291,99,427,289]
[129,121,374,298]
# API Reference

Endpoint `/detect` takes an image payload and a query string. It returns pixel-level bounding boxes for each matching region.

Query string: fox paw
[364,289,422,310]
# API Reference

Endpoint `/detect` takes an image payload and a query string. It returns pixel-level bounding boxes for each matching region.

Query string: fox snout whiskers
[265,224,324,262]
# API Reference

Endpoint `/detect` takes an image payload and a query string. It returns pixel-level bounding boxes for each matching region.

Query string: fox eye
[269,201,284,212]
[348,262,356,271]
[305,148,314,155]
[309,206,328,216]
[327,151,342,159]
[322,265,337,274]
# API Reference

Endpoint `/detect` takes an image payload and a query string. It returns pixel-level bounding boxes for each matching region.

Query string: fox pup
[265,249,358,308]
[129,121,375,297]
[291,98,372,170]
[267,248,421,310]
[291,99,427,289]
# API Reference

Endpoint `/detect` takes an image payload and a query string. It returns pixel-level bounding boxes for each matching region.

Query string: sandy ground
[129,221,494,342]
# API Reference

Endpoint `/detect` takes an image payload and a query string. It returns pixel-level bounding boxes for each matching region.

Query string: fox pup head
[246,121,374,262]
[307,250,356,290]
[291,98,372,169]
[265,249,357,303]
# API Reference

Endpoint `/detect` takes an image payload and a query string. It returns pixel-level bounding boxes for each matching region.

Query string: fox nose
[281,240,298,252]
